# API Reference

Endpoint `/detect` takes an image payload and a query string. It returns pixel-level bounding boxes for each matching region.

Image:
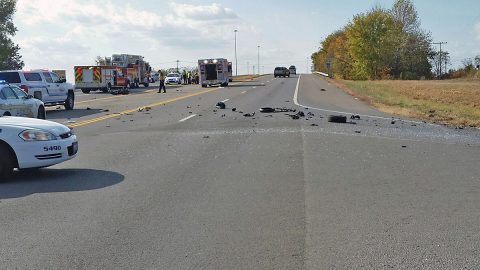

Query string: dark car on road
[274,67,290,78]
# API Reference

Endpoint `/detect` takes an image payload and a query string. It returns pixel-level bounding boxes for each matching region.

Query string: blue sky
[13,0,480,80]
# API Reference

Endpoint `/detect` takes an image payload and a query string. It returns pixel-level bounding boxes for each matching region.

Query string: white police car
[0,117,78,179]
[0,80,46,119]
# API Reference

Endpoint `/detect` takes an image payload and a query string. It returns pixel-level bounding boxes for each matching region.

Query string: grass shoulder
[328,77,480,127]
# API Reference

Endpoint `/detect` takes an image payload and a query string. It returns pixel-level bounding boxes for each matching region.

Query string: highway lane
[1,75,479,269]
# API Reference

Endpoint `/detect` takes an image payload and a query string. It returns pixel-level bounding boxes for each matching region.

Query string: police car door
[50,72,67,96]
[42,72,61,101]
[0,87,27,116]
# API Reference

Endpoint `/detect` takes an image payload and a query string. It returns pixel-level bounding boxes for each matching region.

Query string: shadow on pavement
[0,169,124,199]
[46,108,104,120]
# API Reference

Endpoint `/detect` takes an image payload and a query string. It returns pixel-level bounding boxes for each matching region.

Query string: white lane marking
[241,91,247,94]
[221,99,230,103]
[293,74,428,125]
[179,114,197,122]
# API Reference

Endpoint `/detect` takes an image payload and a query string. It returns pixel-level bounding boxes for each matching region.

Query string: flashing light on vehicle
[213,59,218,64]
[19,129,57,141]
[0,80,6,84]
[203,60,208,64]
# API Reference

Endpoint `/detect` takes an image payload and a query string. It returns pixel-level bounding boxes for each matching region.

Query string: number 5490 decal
[44,146,61,152]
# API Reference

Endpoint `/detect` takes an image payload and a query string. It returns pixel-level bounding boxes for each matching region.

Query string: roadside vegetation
[332,77,480,127]
[0,0,23,70]
[311,0,480,127]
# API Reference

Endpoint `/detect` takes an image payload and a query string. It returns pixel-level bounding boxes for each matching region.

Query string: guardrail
[313,71,329,77]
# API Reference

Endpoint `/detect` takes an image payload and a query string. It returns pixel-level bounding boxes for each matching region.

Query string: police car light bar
[0,80,7,84]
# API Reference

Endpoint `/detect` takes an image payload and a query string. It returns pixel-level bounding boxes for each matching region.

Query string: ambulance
[198,58,230,87]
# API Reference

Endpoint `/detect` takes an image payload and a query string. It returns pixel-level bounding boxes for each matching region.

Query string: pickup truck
[0,70,74,110]
[274,67,290,78]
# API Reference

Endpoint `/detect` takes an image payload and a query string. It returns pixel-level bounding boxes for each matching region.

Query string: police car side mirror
[56,78,67,83]
[26,94,33,99]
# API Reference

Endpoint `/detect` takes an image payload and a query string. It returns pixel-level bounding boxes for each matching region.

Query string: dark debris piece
[259,107,275,113]
[350,115,361,120]
[216,102,226,109]
[232,108,237,112]
[243,112,255,117]
[327,115,347,123]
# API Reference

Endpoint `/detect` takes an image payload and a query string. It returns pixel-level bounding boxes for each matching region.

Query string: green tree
[345,8,401,79]
[0,0,23,70]
[390,0,432,79]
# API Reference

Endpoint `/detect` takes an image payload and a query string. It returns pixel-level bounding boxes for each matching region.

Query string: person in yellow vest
[158,71,166,93]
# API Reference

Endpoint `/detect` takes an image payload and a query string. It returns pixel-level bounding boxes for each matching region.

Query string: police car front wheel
[37,106,46,120]
[0,145,15,180]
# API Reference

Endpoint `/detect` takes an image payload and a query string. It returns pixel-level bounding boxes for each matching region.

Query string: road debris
[350,115,361,120]
[103,109,110,112]
[86,107,91,110]
[320,88,326,91]
[216,102,226,109]
[327,115,347,123]
[310,123,318,126]
[243,112,255,117]
[232,108,237,112]
[203,135,210,139]
[259,107,275,113]
[355,130,361,134]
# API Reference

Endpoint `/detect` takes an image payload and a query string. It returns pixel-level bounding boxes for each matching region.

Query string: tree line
[311,0,438,80]
[0,0,23,70]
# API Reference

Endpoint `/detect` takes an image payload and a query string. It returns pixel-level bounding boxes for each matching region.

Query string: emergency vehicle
[198,58,230,87]
[111,54,151,88]
[0,81,46,119]
[0,117,78,179]
[228,62,233,82]
[74,66,131,94]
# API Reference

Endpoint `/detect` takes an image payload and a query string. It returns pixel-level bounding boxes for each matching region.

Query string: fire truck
[74,66,132,94]
[198,58,230,87]
[111,54,151,88]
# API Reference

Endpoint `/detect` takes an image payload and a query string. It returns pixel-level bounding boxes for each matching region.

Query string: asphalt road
[1,75,479,269]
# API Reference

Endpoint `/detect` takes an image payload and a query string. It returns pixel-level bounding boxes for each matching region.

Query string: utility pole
[176,60,180,73]
[432,42,447,79]
[247,61,249,75]
[234,30,238,76]
[257,46,260,75]
[253,65,255,75]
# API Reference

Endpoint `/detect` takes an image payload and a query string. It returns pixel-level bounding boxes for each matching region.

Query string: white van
[0,70,74,110]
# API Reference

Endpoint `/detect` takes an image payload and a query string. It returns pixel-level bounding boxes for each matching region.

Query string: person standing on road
[158,71,166,93]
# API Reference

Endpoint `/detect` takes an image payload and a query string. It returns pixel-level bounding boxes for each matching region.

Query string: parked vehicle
[274,67,290,78]
[165,73,181,84]
[228,62,233,82]
[0,70,74,110]
[0,117,78,179]
[198,58,230,87]
[74,66,134,93]
[0,81,46,119]
[111,54,151,88]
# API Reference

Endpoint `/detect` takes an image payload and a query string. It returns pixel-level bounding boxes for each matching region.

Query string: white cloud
[13,1,253,80]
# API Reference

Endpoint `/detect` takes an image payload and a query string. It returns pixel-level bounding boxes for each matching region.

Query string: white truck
[0,70,75,110]
[198,58,230,87]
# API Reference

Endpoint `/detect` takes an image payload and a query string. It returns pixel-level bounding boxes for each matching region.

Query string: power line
[432,41,447,79]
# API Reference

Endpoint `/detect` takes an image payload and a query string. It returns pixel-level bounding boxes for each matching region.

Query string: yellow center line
[68,87,222,128]
[76,95,125,105]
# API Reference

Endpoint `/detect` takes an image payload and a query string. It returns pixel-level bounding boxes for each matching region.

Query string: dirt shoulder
[321,75,480,128]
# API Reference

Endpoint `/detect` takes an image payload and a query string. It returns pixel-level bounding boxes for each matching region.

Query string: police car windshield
[11,86,27,98]
[0,72,21,83]
[167,74,179,77]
